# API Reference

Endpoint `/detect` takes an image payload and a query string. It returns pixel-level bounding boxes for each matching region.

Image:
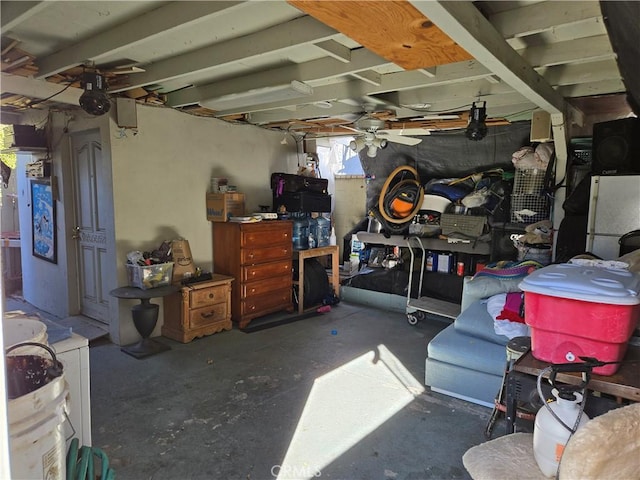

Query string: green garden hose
[67,438,116,480]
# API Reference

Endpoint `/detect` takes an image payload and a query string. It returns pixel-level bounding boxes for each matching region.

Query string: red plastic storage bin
[520,263,640,375]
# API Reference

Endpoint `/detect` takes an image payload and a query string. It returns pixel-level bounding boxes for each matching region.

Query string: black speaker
[591,118,640,175]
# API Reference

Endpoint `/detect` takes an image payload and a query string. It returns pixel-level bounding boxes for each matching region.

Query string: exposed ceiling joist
[108,15,340,93]
[211,60,496,118]
[488,0,603,39]
[168,48,391,108]
[411,1,567,115]
[35,1,246,79]
[1,73,82,106]
[0,1,48,31]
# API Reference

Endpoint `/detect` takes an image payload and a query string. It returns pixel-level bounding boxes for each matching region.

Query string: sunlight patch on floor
[276,344,424,480]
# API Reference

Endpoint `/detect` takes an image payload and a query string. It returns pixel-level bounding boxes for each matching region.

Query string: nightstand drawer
[189,303,228,329]
[190,284,229,309]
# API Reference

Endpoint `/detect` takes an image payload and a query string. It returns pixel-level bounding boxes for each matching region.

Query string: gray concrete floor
[5,295,499,480]
[90,302,496,480]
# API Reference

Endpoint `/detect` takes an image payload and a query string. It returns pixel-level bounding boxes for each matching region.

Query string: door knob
[72,226,80,240]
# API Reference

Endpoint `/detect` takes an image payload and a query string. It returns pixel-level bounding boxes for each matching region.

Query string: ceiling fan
[346,110,423,157]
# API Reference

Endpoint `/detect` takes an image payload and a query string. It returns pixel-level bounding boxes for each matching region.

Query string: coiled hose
[372,165,424,236]
[67,438,116,480]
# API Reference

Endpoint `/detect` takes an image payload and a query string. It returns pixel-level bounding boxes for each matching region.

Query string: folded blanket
[474,260,543,279]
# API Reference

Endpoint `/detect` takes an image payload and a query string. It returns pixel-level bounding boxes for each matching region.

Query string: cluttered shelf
[356,232,491,255]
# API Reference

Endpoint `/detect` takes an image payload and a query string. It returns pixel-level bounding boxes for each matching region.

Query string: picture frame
[31,179,57,263]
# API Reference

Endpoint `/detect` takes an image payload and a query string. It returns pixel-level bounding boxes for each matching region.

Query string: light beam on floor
[276,344,424,479]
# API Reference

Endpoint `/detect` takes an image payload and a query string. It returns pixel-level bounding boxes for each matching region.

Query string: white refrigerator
[586,175,640,259]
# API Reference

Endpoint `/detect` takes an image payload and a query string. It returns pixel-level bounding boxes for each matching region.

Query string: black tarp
[359,121,532,211]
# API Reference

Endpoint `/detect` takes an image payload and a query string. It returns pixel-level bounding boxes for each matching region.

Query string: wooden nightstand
[162,274,233,343]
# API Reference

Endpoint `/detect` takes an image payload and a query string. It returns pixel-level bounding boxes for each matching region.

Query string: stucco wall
[18,104,298,344]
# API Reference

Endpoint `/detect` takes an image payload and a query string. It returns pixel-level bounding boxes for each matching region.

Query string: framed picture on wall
[31,179,57,263]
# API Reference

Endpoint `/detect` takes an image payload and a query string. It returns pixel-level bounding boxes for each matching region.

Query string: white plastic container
[3,317,49,356]
[8,373,69,480]
[533,389,590,477]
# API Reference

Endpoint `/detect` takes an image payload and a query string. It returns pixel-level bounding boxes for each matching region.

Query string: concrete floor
[5,296,500,480]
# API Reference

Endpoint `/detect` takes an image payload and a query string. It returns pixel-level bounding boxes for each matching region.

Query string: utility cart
[405,236,461,325]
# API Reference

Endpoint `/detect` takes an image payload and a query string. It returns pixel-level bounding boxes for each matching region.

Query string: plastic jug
[307,216,318,249]
[292,213,310,250]
[533,389,590,477]
[315,215,330,247]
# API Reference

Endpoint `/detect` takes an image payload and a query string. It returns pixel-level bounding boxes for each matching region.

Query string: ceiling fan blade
[377,132,423,146]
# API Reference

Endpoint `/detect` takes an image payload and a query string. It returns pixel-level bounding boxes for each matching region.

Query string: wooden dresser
[162,274,233,343]
[212,220,293,329]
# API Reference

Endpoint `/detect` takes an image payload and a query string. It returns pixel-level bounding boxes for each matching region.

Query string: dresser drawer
[189,284,229,309]
[240,288,291,317]
[241,244,291,265]
[241,275,291,298]
[241,260,291,282]
[241,226,291,248]
[189,303,228,329]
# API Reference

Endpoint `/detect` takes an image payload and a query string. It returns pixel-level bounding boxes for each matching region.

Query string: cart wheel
[415,311,427,321]
[407,314,418,326]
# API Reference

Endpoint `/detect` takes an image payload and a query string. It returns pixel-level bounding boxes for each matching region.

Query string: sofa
[425,267,534,407]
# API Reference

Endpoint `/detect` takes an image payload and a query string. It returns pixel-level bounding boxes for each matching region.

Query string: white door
[70,130,109,323]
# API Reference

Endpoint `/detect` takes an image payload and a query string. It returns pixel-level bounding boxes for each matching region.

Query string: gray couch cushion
[427,324,507,377]
[454,299,509,346]
[425,357,503,407]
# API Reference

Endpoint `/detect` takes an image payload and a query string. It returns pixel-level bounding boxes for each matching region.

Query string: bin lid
[519,263,640,305]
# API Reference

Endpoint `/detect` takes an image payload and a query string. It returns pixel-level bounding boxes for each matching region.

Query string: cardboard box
[206,193,245,222]
[126,262,174,290]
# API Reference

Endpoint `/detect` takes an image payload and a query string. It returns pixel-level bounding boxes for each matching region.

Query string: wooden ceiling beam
[412,1,566,115]
[287,0,472,70]
[109,16,339,94]
[1,1,48,31]
[36,1,246,79]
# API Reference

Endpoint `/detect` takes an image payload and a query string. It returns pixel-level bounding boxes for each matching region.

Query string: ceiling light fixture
[200,80,313,112]
[465,101,487,141]
[349,132,387,158]
[79,71,111,116]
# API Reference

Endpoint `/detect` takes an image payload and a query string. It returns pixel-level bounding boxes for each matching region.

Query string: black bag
[271,173,328,195]
[293,258,331,309]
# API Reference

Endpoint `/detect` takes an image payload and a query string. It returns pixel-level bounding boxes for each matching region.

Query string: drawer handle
[208,293,214,299]
[250,305,256,311]
[248,253,254,259]
[250,271,256,276]
[201,312,215,318]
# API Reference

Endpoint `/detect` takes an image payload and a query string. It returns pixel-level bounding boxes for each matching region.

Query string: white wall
[108,106,297,343]
[16,104,298,344]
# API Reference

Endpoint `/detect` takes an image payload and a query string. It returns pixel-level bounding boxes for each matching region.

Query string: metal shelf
[356,231,490,255]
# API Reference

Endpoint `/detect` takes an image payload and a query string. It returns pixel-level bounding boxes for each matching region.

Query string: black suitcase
[273,191,331,213]
[271,172,328,194]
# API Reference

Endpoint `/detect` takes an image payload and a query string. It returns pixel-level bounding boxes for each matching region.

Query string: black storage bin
[273,191,331,213]
[271,173,328,194]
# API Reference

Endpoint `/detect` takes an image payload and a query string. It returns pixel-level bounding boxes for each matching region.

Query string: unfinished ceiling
[0,0,634,138]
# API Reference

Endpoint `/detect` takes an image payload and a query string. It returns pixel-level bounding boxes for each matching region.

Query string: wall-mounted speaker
[591,118,640,175]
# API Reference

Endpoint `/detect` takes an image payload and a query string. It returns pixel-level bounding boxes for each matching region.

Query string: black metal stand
[110,285,180,359]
